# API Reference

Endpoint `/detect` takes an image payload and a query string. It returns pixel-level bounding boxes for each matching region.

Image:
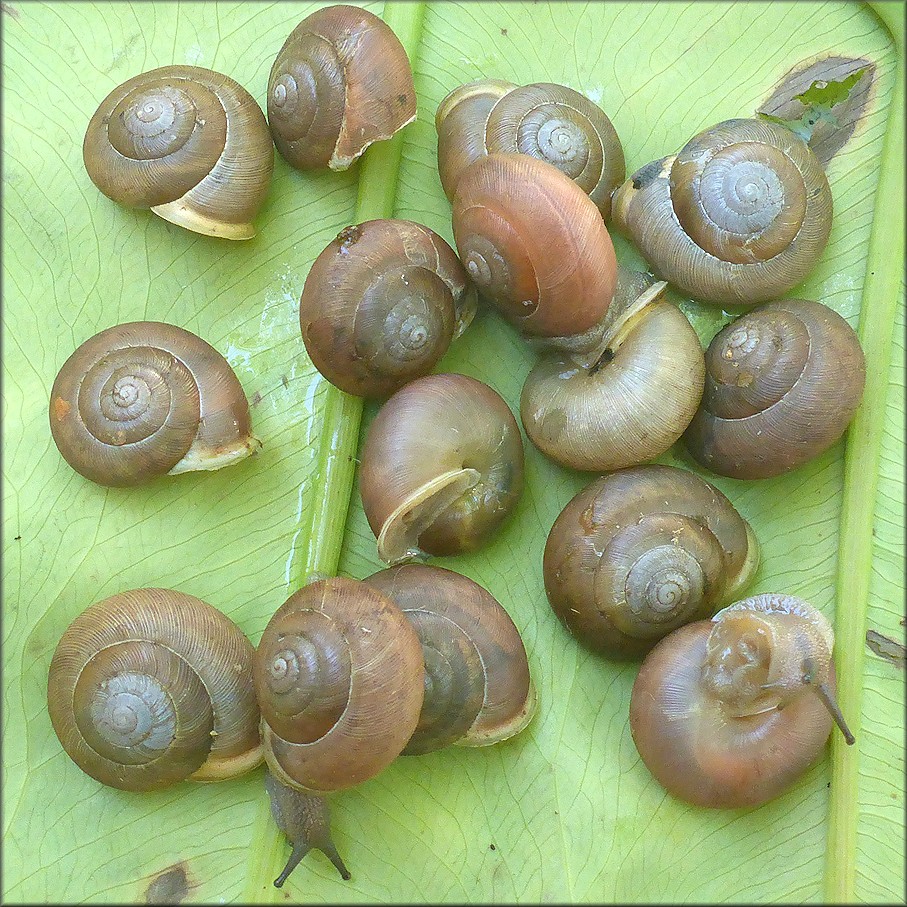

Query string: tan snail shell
[253,577,424,795]
[684,299,866,479]
[363,564,536,754]
[47,588,262,791]
[612,118,833,305]
[543,465,759,658]
[630,593,854,808]
[49,322,257,487]
[359,373,525,565]
[267,5,416,171]
[299,219,478,398]
[83,65,273,239]
[437,80,625,219]
[521,270,705,471]
[452,153,617,338]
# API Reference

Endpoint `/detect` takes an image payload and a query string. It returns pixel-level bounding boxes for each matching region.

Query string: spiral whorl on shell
[47,588,262,791]
[267,5,417,171]
[254,577,425,794]
[612,118,833,305]
[299,219,478,398]
[363,565,536,754]
[543,466,759,658]
[485,82,625,218]
[83,65,273,239]
[436,81,625,218]
[49,322,256,487]
[684,299,866,479]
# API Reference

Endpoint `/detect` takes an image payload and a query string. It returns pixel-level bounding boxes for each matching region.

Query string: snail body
[521,272,705,471]
[684,299,866,478]
[629,594,854,808]
[83,65,273,239]
[360,373,524,565]
[299,219,477,398]
[452,153,617,339]
[49,322,257,487]
[437,81,625,218]
[267,5,416,171]
[363,564,536,754]
[47,588,262,791]
[612,118,833,305]
[543,465,759,658]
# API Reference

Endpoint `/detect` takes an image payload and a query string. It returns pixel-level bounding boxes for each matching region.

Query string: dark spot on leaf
[489,843,496,851]
[827,782,831,789]
[145,862,192,905]
[14,535,21,541]
[866,629,906,669]
[2,2,20,19]
[281,374,289,388]
[500,27,508,36]
[757,55,875,166]
[251,391,263,407]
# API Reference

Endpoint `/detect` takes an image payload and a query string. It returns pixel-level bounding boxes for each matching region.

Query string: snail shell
[436,79,517,201]
[684,299,866,478]
[630,593,853,808]
[520,272,705,471]
[299,219,478,398]
[253,577,424,794]
[363,564,536,754]
[267,5,417,171]
[452,153,617,338]
[543,465,759,658]
[47,588,262,791]
[49,322,257,487]
[359,373,524,565]
[83,65,273,239]
[437,81,625,218]
[612,118,833,305]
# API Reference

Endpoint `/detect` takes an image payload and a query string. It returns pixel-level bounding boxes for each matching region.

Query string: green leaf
[2,2,903,903]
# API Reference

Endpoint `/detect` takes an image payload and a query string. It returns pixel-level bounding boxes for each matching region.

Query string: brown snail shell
[437,80,625,218]
[436,79,517,201]
[299,219,477,398]
[520,272,705,471]
[267,5,416,171]
[630,593,854,808]
[359,373,524,565]
[363,564,536,754]
[683,298,866,478]
[49,322,257,487]
[451,153,617,338]
[612,118,833,305]
[253,577,424,794]
[83,65,273,239]
[47,588,262,791]
[543,465,759,658]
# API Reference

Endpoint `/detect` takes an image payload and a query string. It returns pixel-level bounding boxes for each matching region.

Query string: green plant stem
[246,4,426,901]
[294,0,427,587]
[825,4,905,903]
